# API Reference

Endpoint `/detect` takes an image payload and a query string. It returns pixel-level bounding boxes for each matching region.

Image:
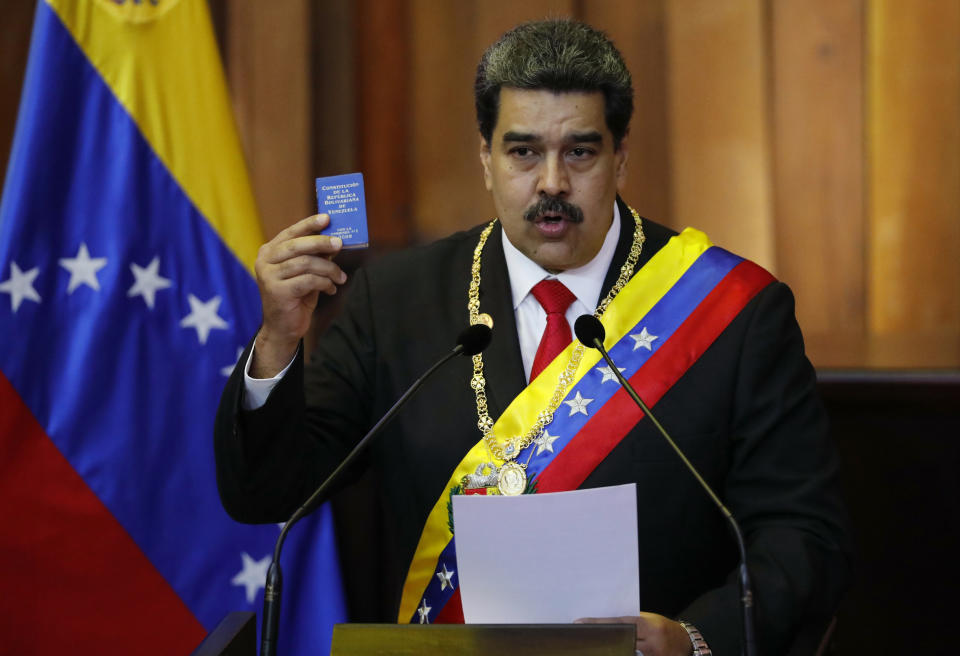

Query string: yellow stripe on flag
[46,0,262,275]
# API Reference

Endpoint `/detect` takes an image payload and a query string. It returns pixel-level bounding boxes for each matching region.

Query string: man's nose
[537,155,570,197]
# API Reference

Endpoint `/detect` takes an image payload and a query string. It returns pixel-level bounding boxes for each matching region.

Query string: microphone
[574,315,757,656]
[455,322,494,356]
[260,323,492,656]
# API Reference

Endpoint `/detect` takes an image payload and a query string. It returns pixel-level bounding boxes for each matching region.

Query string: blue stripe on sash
[519,246,743,478]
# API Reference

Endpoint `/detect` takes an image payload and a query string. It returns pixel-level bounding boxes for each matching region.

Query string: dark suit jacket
[214,199,852,654]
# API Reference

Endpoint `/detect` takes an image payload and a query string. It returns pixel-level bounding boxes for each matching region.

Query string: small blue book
[315,172,369,249]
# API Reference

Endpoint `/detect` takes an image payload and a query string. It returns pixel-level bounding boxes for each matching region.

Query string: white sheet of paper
[451,483,640,623]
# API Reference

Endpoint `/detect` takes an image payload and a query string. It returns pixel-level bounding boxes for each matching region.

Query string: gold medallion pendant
[497,461,527,496]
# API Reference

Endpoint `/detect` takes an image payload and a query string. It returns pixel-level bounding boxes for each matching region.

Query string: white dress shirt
[503,203,620,381]
[243,203,621,408]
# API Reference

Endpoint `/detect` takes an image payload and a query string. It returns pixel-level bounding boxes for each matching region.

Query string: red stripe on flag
[0,372,206,654]
[536,262,775,492]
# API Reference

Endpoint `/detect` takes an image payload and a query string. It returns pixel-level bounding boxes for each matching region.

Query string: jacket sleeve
[213,268,377,523]
[680,282,853,654]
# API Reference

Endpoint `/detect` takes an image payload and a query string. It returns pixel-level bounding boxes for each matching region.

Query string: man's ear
[615,130,629,192]
[480,136,493,191]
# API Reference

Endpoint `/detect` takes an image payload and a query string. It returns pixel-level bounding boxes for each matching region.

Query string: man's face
[480,88,628,273]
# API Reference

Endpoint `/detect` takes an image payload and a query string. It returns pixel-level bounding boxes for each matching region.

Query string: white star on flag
[535,429,560,455]
[128,256,172,309]
[180,294,228,344]
[231,552,271,604]
[597,365,626,384]
[563,390,594,416]
[630,326,658,351]
[417,598,432,624]
[222,346,244,377]
[59,242,107,293]
[436,563,455,591]
[0,261,41,312]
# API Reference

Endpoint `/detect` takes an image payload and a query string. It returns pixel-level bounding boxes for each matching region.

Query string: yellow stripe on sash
[397,227,713,622]
[46,0,262,274]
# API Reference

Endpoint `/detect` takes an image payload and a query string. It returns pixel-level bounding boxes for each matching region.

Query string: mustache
[523,195,584,223]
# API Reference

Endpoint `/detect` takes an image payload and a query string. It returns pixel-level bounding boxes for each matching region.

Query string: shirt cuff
[241,342,297,410]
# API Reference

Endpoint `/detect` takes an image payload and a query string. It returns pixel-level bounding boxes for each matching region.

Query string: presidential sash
[398,227,775,624]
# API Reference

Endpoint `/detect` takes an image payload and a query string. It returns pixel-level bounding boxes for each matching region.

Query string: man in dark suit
[215,19,851,656]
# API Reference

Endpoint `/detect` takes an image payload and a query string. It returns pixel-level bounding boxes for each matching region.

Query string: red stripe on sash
[535,262,774,492]
[0,373,206,654]
[433,588,465,623]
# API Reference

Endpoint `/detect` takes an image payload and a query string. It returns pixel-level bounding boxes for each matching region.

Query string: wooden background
[2,0,958,369]
[2,3,959,651]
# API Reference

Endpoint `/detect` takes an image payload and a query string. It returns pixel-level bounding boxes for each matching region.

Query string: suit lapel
[476,224,527,420]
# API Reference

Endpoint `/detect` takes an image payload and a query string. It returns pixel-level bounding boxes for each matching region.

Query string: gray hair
[475,18,633,148]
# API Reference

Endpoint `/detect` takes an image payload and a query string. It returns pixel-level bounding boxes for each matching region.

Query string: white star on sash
[59,242,107,293]
[563,391,594,416]
[128,256,172,309]
[630,326,658,351]
[180,294,228,344]
[231,552,271,604]
[597,365,626,384]
[436,563,455,591]
[0,261,41,311]
[535,429,560,455]
[417,598,432,624]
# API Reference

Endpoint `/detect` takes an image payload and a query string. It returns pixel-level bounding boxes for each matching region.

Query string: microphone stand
[576,317,757,656]
[259,325,491,656]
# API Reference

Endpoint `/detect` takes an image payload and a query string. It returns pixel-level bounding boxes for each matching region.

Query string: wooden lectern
[190,617,635,656]
[331,623,636,655]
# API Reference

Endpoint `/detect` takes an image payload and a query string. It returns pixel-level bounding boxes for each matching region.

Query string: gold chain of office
[467,207,645,464]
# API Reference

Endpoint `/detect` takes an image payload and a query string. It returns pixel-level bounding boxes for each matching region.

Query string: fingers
[575,615,690,656]
[255,213,348,292]
[272,254,347,284]
[275,213,333,243]
[267,272,342,298]
[262,216,343,265]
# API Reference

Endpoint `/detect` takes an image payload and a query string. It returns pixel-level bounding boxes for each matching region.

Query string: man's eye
[570,147,593,158]
[511,147,533,157]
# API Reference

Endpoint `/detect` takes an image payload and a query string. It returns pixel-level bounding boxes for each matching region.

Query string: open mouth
[536,213,567,224]
[532,213,571,237]
[523,196,584,227]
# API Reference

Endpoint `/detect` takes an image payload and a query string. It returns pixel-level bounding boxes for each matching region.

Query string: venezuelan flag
[0,1,345,653]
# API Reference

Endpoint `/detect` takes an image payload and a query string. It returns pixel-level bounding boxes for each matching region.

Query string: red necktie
[529,279,576,382]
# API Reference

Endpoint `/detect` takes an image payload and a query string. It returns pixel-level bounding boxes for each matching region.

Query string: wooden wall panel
[225,1,311,240]
[867,0,960,362]
[584,1,672,226]
[769,0,866,365]
[5,0,958,369]
[313,0,358,180]
[0,0,36,191]
[410,1,488,240]
[665,0,776,271]
[356,0,412,249]
[409,0,575,241]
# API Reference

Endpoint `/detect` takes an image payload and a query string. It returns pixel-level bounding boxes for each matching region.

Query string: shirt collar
[502,202,621,311]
